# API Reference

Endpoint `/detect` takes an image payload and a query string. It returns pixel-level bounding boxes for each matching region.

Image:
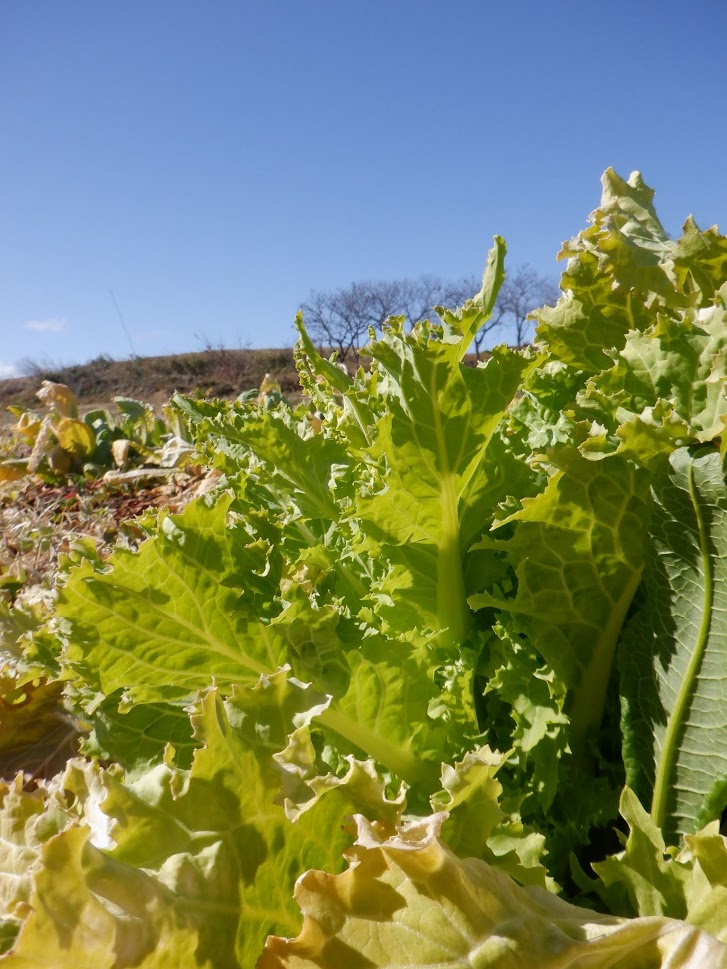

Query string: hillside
[0,347,302,413]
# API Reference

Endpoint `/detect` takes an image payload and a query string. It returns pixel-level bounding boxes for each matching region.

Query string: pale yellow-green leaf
[111,438,131,468]
[55,418,96,459]
[2,826,203,968]
[35,381,78,419]
[261,813,727,968]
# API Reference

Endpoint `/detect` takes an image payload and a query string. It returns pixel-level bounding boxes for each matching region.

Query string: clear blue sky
[2,1,727,376]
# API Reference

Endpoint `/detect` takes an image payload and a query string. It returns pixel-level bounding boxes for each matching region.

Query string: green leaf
[100,676,364,966]
[535,169,685,375]
[431,746,507,855]
[592,787,691,919]
[0,761,114,957]
[314,632,457,791]
[672,218,727,302]
[584,302,727,450]
[357,321,531,645]
[268,586,467,791]
[58,495,288,704]
[682,824,727,943]
[620,446,727,843]
[436,235,506,353]
[176,395,351,523]
[591,793,727,944]
[478,625,569,812]
[471,450,649,759]
[590,168,676,300]
[79,693,198,776]
[113,397,153,424]
[536,253,653,375]
[431,745,552,889]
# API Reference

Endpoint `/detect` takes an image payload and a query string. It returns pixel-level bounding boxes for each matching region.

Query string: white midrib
[431,365,469,645]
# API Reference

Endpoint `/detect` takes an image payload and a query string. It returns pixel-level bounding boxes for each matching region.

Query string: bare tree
[299,266,558,364]
[496,265,559,348]
[464,265,559,358]
[299,284,373,365]
[300,275,480,365]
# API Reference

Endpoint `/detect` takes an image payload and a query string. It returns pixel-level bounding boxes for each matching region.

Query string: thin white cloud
[0,362,18,378]
[23,317,66,333]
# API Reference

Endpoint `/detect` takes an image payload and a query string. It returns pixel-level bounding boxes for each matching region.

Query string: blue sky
[2,1,726,376]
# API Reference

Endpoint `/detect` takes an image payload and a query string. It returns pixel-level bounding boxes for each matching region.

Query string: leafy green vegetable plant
[1,382,193,482]
[2,169,727,967]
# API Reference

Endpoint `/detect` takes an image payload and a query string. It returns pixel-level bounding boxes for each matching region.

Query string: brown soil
[0,469,218,590]
[0,346,311,587]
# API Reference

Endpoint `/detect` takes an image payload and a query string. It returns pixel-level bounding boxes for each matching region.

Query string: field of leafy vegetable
[2,168,727,967]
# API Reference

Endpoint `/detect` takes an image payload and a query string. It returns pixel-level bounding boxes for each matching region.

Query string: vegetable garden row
[2,168,727,966]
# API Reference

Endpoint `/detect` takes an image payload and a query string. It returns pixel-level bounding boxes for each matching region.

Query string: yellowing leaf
[1,675,401,967]
[259,372,282,397]
[26,418,55,474]
[3,826,202,968]
[55,419,96,459]
[261,813,727,968]
[35,381,78,419]
[0,464,25,483]
[0,678,80,780]
[10,412,42,444]
[111,438,131,468]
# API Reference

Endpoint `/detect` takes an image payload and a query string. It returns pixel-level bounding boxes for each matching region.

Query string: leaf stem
[438,472,468,644]
[569,567,643,767]
[317,706,437,788]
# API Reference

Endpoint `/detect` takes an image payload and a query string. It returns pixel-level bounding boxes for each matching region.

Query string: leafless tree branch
[299,265,558,363]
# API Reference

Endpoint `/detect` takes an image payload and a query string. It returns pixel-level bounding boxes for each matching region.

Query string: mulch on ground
[0,469,217,589]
